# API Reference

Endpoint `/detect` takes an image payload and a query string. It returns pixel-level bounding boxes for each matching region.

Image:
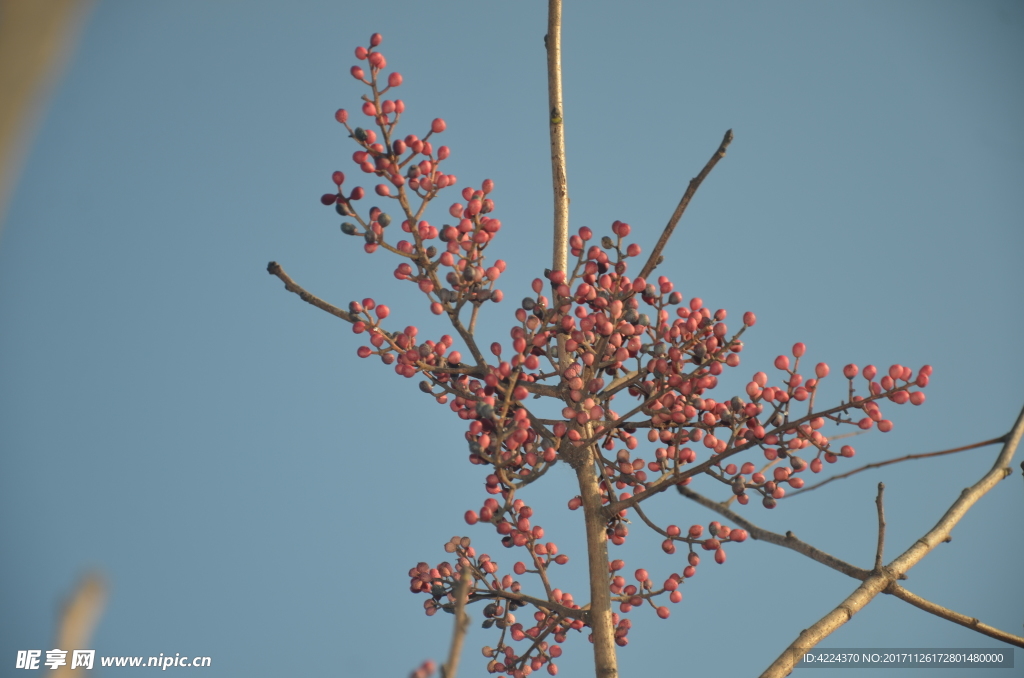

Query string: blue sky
[2,1,1022,676]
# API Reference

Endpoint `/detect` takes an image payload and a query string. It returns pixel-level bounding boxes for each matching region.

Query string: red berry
[464,510,479,525]
[774,355,790,371]
[351,65,365,80]
[792,342,806,357]
[815,362,829,378]
[843,363,858,379]
[431,118,447,133]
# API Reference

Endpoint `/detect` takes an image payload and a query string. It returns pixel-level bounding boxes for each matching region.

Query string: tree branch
[441,572,472,678]
[546,0,568,276]
[787,436,1006,497]
[267,261,355,322]
[638,129,733,280]
[873,482,886,572]
[761,402,1024,677]
[677,486,873,580]
[885,583,1024,648]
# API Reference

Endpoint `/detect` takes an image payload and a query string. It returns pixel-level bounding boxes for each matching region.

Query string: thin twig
[873,482,886,572]
[678,486,874,580]
[267,261,355,322]
[885,583,1024,648]
[761,402,1024,678]
[787,436,1005,497]
[638,129,734,280]
[441,572,473,678]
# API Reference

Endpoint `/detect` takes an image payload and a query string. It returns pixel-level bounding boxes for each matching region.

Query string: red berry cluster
[323,34,931,678]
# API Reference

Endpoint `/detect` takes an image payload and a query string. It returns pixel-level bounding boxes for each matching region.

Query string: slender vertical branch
[575,448,618,678]
[441,572,472,678]
[873,482,886,572]
[546,0,570,372]
[546,0,568,276]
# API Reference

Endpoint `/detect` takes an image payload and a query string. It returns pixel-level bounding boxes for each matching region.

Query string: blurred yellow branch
[0,0,93,231]
[53,572,107,677]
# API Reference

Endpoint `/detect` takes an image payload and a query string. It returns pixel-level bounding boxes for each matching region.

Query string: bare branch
[267,261,355,323]
[886,403,1024,574]
[546,0,568,276]
[761,402,1024,677]
[638,129,734,280]
[788,436,1006,497]
[873,482,886,572]
[885,583,1024,648]
[441,572,472,678]
[677,486,873,580]
[760,576,894,678]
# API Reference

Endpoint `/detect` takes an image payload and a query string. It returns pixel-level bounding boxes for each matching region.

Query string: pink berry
[375,305,390,319]
[431,118,447,133]
[774,355,790,371]
[335,109,348,124]
[792,342,806,357]
[743,311,756,326]
[370,32,382,47]
[843,363,858,379]
[351,65,365,80]
[656,606,670,619]
[815,362,829,378]
[464,510,478,525]
[388,72,403,87]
